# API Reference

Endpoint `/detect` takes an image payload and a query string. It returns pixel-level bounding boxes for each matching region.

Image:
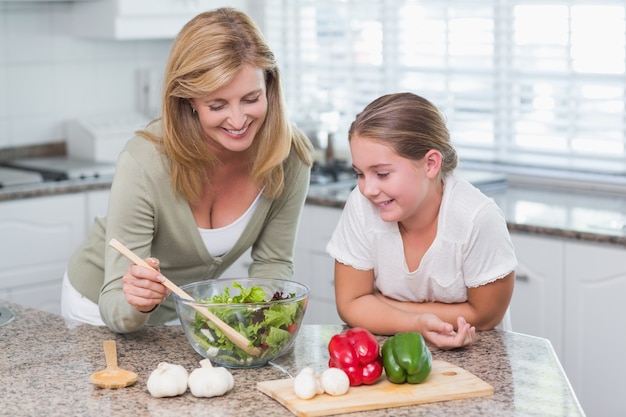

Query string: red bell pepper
[327,327,383,386]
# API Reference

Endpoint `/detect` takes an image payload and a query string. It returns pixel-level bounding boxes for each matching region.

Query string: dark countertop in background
[3,172,626,246]
[307,178,626,246]
[0,301,584,416]
[0,175,113,201]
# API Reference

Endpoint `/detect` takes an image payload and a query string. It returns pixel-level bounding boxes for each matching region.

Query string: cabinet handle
[515,273,529,282]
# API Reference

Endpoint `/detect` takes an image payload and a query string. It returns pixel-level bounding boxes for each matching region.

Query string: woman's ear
[424,149,443,179]
[187,98,197,112]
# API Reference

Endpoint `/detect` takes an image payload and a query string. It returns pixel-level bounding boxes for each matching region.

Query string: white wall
[0,2,171,149]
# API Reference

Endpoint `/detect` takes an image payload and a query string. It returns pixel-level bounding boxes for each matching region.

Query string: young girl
[326,92,516,349]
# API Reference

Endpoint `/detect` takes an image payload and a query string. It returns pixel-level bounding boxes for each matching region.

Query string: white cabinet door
[73,0,249,40]
[85,189,110,231]
[221,248,252,279]
[509,233,565,358]
[295,205,343,325]
[0,194,86,315]
[564,241,626,417]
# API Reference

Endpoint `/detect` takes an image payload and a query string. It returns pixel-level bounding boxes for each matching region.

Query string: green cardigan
[67,125,311,333]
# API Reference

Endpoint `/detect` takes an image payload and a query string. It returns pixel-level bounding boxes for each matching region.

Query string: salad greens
[189,282,305,365]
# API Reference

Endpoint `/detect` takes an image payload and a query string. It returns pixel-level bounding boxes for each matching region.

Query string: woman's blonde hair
[348,92,457,183]
[139,7,312,202]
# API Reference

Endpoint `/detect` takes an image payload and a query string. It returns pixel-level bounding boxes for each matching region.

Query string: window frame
[259,0,626,179]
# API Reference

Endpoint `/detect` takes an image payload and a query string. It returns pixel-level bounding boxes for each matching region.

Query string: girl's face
[189,65,268,156]
[350,135,439,224]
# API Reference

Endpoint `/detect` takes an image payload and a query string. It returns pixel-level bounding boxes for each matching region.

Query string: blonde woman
[62,8,313,333]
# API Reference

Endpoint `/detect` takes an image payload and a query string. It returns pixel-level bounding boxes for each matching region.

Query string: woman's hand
[122,257,170,313]
[417,314,476,350]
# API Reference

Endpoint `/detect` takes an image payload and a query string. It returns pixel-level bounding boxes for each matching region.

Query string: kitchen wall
[0,2,171,150]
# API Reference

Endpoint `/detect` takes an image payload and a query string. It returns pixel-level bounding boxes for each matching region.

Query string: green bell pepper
[381,331,432,384]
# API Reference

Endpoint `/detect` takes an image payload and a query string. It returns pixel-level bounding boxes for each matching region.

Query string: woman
[61,8,313,333]
[326,92,516,349]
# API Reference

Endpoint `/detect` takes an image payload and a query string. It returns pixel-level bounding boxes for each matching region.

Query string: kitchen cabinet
[294,205,343,325]
[509,233,624,416]
[509,233,565,358]
[563,240,626,417]
[0,190,110,315]
[222,205,344,325]
[0,194,86,315]
[72,0,249,40]
[85,189,110,231]
[221,248,252,279]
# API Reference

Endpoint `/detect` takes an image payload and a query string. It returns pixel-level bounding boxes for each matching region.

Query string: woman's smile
[190,65,268,153]
[223,123,251,138]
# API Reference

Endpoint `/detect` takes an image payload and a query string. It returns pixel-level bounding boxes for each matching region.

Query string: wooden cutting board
[256,360,493,417]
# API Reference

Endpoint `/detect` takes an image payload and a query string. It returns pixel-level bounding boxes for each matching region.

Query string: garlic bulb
[146,362,188,398]
[187,359,234,398]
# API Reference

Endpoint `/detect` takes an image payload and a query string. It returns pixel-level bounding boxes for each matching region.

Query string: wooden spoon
[90,340,138,389]
[108,238,261,356]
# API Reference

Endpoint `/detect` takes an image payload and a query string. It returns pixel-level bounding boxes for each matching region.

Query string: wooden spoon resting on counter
[90,340,138,389]
[108,238,261,356]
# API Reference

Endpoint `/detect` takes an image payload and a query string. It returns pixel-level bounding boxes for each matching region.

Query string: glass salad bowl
[174,278,310,368]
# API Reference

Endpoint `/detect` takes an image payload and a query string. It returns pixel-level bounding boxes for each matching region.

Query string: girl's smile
[351,135,424,223]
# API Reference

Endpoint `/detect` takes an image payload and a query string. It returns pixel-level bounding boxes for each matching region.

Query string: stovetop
[5,157,116,181]
[0,166,44,188]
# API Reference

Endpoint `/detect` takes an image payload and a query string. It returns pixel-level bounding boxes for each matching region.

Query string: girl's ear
[424,149,442,179]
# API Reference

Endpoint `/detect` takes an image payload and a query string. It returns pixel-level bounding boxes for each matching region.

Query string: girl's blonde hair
[139,7,312,202]
[348,92,457,183]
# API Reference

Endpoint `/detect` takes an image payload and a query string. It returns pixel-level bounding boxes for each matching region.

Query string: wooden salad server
[90,340,138,389]
[108,238,261,356]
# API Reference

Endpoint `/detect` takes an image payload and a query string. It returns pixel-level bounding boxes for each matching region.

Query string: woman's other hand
[418,314,476,350]
[122,257,169,313]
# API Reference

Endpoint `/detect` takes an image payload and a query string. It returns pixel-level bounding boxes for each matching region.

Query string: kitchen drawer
[0,194,85,287]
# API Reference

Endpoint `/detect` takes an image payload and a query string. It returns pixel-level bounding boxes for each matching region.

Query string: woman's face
[189,65,268,156]
[350,135,435,224]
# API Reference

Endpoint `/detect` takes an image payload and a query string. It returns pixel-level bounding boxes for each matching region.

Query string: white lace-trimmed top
[326,174,517,330]
[198,190,264,257]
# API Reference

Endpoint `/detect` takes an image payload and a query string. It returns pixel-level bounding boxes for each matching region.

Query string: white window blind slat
[260,0,626,174]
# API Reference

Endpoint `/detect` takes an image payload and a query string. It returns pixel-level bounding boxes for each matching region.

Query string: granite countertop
[0,175,113,201]
[4,169,626,246]
[0,301,584,417]
[306,178,626,246]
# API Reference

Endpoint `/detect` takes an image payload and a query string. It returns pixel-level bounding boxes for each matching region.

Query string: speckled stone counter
[307,179,626,246]
[4,171,626,247]
[0,301,583,417]
[0,175,112,202]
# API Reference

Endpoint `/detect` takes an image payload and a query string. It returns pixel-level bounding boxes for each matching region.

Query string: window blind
[260,0,626,175]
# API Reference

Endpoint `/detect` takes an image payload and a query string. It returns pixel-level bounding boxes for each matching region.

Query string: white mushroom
[319,368,350,396]
[293,367,323,400]
[146,362,189,398]
[187,359,235,398]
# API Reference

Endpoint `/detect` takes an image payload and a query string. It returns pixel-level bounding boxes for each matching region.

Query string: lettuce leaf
[191,281,303,362]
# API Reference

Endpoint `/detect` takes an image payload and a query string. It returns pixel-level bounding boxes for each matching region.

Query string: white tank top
[198,190,263,257]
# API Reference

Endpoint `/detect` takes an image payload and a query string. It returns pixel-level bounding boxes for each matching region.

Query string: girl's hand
[418,314,476,350]
[122,257,169,313]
